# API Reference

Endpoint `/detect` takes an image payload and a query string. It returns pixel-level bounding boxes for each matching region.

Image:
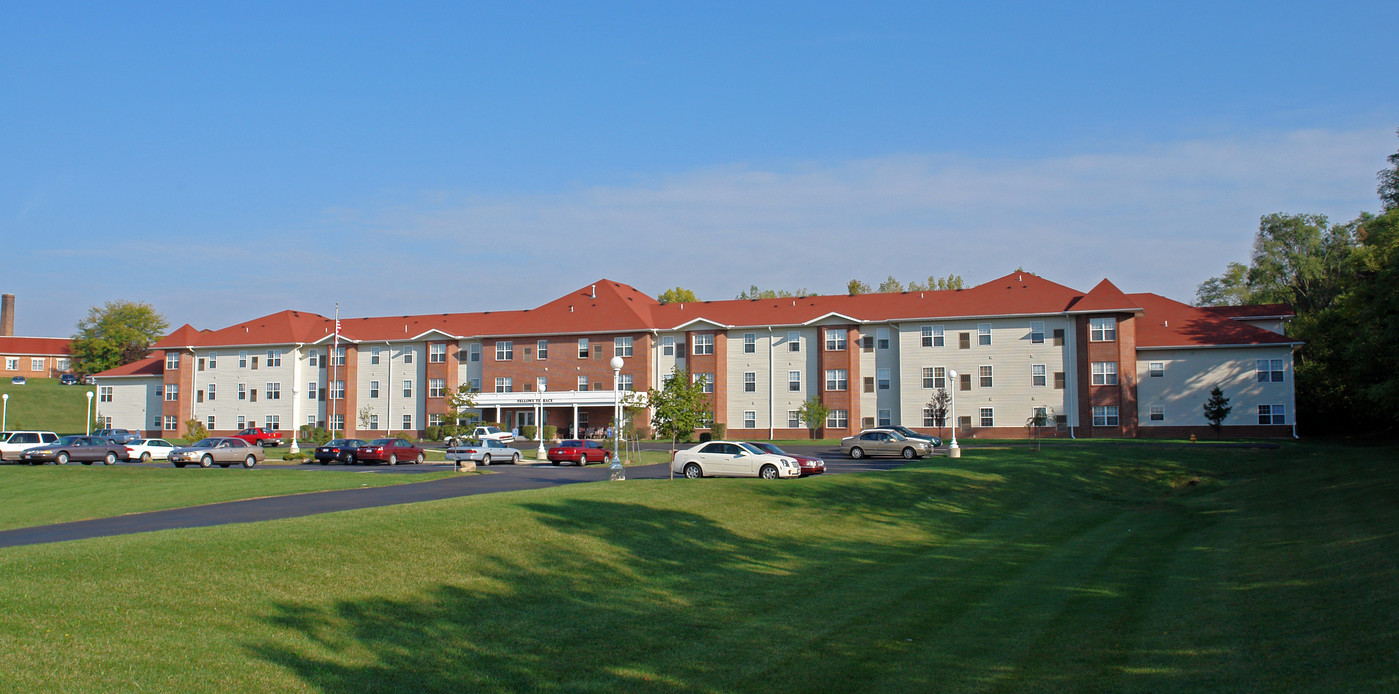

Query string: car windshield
[326,439,359,446]
[54,436,83,445]
[737,442,767,455]
[751,442,785,455]
[560,440,582,447]
[368,439,394,446]
[190,439,220,448]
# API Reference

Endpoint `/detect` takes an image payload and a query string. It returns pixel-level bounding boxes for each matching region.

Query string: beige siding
[99,378,161,432]
[1137,347,1295,427]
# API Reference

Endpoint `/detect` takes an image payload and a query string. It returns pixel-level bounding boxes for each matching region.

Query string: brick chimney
[0,294,13,337]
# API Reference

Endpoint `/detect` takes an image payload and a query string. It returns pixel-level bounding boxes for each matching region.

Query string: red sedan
[547,439,613,466]
[746,442,825,476]
[353,438,425,465]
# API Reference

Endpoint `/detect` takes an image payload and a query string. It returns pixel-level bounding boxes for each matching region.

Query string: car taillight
[125,447,134,453]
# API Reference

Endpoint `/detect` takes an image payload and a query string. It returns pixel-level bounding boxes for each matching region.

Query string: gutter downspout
[386,341,393,437]
[768,326,774,440]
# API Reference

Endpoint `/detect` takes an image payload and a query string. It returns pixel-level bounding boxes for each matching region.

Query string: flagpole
[332,303,340,438]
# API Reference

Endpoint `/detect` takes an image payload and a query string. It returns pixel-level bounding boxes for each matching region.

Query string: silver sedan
[840,430,934,460]
[168,438,265,468]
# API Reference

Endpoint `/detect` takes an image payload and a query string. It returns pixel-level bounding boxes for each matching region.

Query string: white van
[0,431,60,461]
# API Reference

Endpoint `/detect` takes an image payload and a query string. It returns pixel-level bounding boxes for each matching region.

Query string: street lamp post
[535,385,548,460]
[609,356,625,480]
[85,390,95,435]
[2,393,8,430]
[946,370,960,459]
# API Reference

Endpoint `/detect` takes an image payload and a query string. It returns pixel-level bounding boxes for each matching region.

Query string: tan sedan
[168,437,266,468]
[839,430,934,460]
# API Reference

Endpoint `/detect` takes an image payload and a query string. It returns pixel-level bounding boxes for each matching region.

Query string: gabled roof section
[151,324,203,350]
[1132,294,1300,348]
[1064,279,1143,315]
[94,354,163,378]
[0,336,71,356]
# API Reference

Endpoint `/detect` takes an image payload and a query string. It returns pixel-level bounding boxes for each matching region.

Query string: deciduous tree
[795,396,830,438]
[69,300,169,376]
[647,367,712,470]
[657,287,698,304]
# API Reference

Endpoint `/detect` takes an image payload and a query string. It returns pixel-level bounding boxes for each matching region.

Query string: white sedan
[445,438,521,465]
[671,441,803,479]
[125,438,176,462]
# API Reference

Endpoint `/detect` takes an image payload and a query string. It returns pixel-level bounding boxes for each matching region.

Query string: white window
[428,414,443,427]
[743,411,756,428]
[429,378,445,398]
[825,369,848,391]
[25,357,41,372]
[1091,362,1118,386]
[826,409,848,429]
[164,352,179,370]
[1093,406,1119,426]
[430,344,447,363]
[1149,405,1165,421]
[1090,317,1117,342]
[743,372,756,392]
[618,374,633,391]
[237,383,247,400]
[921,367,940,389]
[238,351,248,368]
[369,414,379,430]
[403,349,413,364]
[307,415,317,428]
[743,333,756,354]
[578,338,589,358]
[207,383,216,401]
[578,375,589,390]
[468,378,481,391]
[403,380,413,398]
[307,351,318,367]
[496,341,513,361]
[331,347,346,366]
[266,383,280,400]
[1259,404,1285,425]
[788,331,800,352]
[369,380,379,399]
[266,350,281,367]
[495,377,512,393]
[98,386,113,402]
[1030,321,1045,344]
[1257,359,1284,383]
[788,411,801,428]
[662,336,675,356]
[208,415,217,430]
[876,328,890,350]
[613,336,633,357]
[1032,364,1047,387]
[237,415,246,430]
[788,370,801,392]
[469,344,481,362]
[328,414,343,431]
[153,415,161,430]
[693,373,713,393]
[164,415,177,431]
[1149,361,1165,378]
[266,414,280,431]
[978,323,992,346]
[535,340,548,360]
[979,365,993,388]
[877,368,891,390]
[370,347,381,365]
[329,381,344,399]
[56,358,69,371]
[925,325,945,348]
[824,329,846,351]
[163,384,179,401]
[402,414,412,430]
[979,407,994,427]
[307,382,317,400]
[923,407,942,427]
[693,334,714,355]
[877,409,891,426]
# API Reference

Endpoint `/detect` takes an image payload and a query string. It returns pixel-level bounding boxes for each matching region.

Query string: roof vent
[1164,320,1169,327]
[591,284,596,299]
[569,305,574,312]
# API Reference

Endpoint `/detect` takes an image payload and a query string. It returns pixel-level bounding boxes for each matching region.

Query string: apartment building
[93,272,1300,440]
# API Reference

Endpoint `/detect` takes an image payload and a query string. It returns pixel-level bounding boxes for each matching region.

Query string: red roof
[0,336,71,356]
[1199,304,1294,319]
[94,354,163,377]
[1065,279,1143,314]
[1131,294,1298,348]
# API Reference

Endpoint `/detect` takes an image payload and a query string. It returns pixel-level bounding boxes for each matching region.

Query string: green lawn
[0,377,96,434]
[0,466,464,531]
[1,441,1395,692]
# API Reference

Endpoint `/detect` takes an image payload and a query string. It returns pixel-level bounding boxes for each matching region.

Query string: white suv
[472,426,515,443]
[0,431,60,461]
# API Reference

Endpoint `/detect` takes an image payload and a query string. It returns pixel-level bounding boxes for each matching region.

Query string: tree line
[1196,128,1399,434]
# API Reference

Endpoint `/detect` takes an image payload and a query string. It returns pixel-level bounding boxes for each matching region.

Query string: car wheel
[902,447,917,460]
[511,452,520,464]
[415,453,424,464]
[849,447,865,459]
[602,453,612,465]
[759,464,779,479]
[140,452,151,463]
[388,454,397,466]
[199,455,213,469]
[578,454,587,467]
[347,454,357,465]
[243,455,257,468]
[684,463,703,479]
[104,452,117,465]
[56,452,69,465]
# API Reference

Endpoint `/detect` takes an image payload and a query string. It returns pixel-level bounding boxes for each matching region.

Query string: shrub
[542,424,557,441]
[424,425,442,441]
[183,419,209,444]
[699,431,712,442]
[520,424,538,440]
[314,427,332,445]
[709,423,726,440]
[283,450,310,462]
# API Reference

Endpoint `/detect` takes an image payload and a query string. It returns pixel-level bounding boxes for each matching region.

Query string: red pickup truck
[231,427,284,447]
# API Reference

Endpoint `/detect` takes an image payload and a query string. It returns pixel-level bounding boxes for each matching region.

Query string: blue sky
[3,2,1396,336]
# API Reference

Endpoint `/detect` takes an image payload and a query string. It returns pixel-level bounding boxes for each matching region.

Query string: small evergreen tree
[1203,386,1233,438]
